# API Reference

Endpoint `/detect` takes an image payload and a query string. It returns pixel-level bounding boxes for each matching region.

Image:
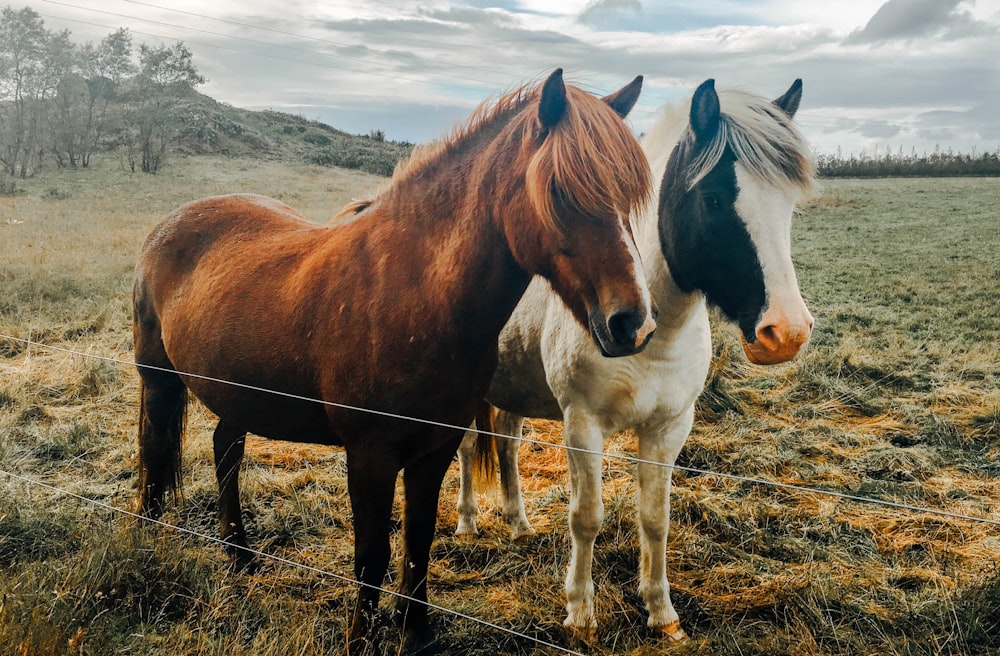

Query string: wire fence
[0,466,584,655]
[2,332,998,529]
[1,331,998,650]
[3,6,997,650]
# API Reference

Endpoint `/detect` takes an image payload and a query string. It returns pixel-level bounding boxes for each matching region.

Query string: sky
[28,0,1000,156]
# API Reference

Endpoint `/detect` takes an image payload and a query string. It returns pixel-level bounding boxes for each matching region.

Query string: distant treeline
[0,6,409,186]
[817,148,1000,178]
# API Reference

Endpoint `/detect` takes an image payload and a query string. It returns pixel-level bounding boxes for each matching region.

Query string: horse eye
[703,194,722,210]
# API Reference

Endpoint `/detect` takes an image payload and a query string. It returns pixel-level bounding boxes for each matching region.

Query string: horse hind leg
[213,419,252,569]
[455,428,480,536]
[493,410,534,539]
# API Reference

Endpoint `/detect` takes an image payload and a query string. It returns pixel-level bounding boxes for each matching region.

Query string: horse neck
[638,122,705,330]
[364,138,534,342]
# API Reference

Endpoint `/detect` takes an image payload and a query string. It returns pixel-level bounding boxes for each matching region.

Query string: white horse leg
[494,411,534,539]
[562,409,605,637]
[635,408,693,641]
[455,427,480,536]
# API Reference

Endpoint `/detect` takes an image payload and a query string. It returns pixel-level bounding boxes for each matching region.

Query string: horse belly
[176,360,339,444]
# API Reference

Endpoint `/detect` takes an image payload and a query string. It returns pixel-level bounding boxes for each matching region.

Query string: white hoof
[653,621,688,642]
[563,615,598,642]
[454,518,478,536]
[510,522,536,541]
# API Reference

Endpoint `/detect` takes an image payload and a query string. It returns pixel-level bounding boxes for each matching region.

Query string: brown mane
[383,80,651,229]
[390,84,536,185]
[330,199,372,222]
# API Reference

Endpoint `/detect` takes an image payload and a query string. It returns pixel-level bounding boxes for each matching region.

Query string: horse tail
[136,372,188,516]
[472,401,499,490]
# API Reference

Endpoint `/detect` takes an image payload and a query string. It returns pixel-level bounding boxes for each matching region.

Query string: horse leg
[345,449,400,654]
[396,436,462,644]
[635,409,693,642]
[455,427,480,536]
[562,409,605,638]
[213,419,252,569]
[493,410,534,539]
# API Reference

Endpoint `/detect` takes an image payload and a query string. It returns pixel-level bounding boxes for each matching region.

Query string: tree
[0,6,52,178]
[53,28,134,168]
[121,41,204,173]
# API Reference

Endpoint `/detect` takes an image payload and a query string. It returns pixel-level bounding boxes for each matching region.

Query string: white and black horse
[457,79,818,640]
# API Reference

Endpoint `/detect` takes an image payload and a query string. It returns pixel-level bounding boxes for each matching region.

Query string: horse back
[138,194,318,275]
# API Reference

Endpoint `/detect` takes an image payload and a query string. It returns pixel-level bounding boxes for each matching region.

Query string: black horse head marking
[658,79,816,351]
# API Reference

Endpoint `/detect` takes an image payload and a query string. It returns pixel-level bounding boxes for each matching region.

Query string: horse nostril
[757,323,780,350]
[607,309,642,346]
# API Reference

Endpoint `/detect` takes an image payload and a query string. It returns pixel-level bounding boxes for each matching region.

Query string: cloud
[844,0,995,44]
[578,0,642,28]
[857,119,902,139]
[917,98,1000,141]
[33,0,1000,155]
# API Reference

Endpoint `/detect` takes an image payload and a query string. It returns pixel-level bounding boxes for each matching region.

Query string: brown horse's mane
[389,84,535,185]
[377,78,650,229]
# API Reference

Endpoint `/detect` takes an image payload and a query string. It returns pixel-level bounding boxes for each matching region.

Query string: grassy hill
[158,88,413,177]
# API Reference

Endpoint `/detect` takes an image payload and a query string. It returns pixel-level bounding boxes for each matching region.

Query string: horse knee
[568,502,603,542]
[455,500,479,536]
[639,519,667,545]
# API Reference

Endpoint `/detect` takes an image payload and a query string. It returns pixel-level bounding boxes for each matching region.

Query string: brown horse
[132,69,655,651]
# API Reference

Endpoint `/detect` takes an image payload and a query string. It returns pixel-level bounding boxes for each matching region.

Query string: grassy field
[0,160,998,655]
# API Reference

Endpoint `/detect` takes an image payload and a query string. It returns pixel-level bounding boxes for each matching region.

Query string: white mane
[642,86,818,199]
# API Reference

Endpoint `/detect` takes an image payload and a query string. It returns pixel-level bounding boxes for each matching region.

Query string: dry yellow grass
[0,162,998,655]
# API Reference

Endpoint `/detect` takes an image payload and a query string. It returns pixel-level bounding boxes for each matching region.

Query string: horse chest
[581,323,712,432]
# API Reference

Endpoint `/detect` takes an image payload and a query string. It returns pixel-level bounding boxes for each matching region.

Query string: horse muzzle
[588,305,657,357]
[741,306,814,365]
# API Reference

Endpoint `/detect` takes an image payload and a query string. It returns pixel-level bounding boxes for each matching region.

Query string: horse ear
[773,78,803,118]
[602,75,643,118]
[538,68,567,129]
[690,78,720,144]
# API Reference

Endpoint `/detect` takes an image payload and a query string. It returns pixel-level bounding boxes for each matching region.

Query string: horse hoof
[654,621,688,642]
[563,619,598,643]
[235,555,261,574]
[511,525,536,541]
[403,627,441,654]
[454,524,478,537]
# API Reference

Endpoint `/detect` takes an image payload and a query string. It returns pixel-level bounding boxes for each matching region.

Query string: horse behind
[457,78,818,641]
[132,69,656,652]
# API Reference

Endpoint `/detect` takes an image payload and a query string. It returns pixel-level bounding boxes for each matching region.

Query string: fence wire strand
[2,333,997,528]
[0,466,584,655]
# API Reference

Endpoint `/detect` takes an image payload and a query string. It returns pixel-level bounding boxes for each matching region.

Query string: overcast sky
[30,0,1000,155]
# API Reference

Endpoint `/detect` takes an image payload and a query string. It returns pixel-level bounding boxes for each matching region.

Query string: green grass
[1,167,998,655]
